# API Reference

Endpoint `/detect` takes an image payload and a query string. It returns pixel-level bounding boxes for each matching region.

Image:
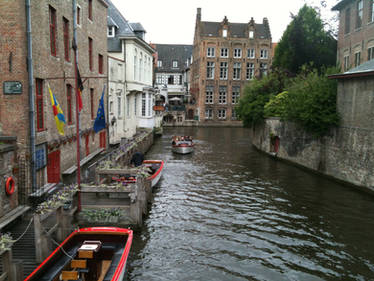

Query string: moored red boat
[24,227,133,281]
[143,159,164,188]
[171,136,194,154]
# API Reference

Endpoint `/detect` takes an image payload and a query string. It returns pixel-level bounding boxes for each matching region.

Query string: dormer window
[172,61,178,68]
[223,29,227,37]
[157,60,162,67]
[249,31,254,38]
[107,26,115,37]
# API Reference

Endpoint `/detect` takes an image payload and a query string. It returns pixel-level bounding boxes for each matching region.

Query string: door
[47,150,60,183]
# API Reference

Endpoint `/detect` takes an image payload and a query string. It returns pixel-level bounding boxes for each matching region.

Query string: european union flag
[94,85,106,133]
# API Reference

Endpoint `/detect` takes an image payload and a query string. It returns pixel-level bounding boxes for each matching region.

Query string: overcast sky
[110,0,338,44]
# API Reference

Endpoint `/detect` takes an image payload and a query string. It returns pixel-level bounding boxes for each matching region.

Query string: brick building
[190,8,273,125]
[0,0,108,199]
[332,0,374,71]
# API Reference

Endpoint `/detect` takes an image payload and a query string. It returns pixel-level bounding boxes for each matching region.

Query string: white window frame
[220,62,228,80]
[206,61,215,79]
[247,48,255,59]
[249,31,254,38]
[370,0,374,23]
[260,63,268,76]
[157,60,162,67]
[172,60,178,68]
[205,109,213,119]
[343,55,350,71]
[246,63,255,80]
[207,47,215,57]
[232,88,240,104]
[355,51,361,66]
[233,62,241,80]
[219,87,227,104]
[205,89,213,104]
[141,93,146,117]
[233,48,242,58]
[260,49,268,59]
[218,109,226,120]
[220,48,228,58]
[368,47,374,61]
[107,26,115,37]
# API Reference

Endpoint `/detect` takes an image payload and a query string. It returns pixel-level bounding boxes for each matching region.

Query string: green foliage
[282,67,340,136]
[237,72,289,126]
[273,5,337,74]
[264,91,289,118]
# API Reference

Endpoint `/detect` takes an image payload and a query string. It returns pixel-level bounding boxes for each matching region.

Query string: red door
[99,131,106,149]
[47,150,60,183]
[85,134,90,156]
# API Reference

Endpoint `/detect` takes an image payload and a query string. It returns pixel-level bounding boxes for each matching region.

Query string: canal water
[126,127,374,281]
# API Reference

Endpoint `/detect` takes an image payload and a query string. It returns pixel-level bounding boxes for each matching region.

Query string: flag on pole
[93,85,106,133]
[48,84,66,136]
[77,67,84,112]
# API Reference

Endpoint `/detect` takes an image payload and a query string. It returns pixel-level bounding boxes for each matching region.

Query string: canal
[126,127,374,281]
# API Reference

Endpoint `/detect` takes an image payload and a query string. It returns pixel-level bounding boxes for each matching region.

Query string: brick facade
[191,8,273,125]
[333,0,374,71]
[0,0,108,194]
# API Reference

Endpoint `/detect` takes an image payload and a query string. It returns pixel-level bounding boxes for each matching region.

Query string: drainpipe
[26,0,36,192]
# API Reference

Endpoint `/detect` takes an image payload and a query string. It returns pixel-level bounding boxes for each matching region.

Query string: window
[368,47,374,61]
[355,51,361,66]
[232,109,237,120]
[370,0,374,23]
[108,26,114,37]
[221,48,228,57]
[98,54,103,74]
[90,88,94,120]
[219,86,227,104]
[356,0,363,29]
[233,63,241,80]
[205,109,213,119]
[66,84,73,124]
[157,60,162,67]
[118,96,121,116]
[134,50,137,80]
[148,94,152,116]
[36,79,44,131]
[246,63,255,80]
[139,53,142,81]
[76,5,81,26]
[141,93,146,117]
[247,48,255,58]
[343,55,350,71]
[232,87,240,104]
[63,17,70,61]
[223,29,227,37]
[179,75,183,85]
[156,75,162,84]
[260,63,268,76]
[126,96,130,117]
[220,62,228,79]
[205,87,213,104]
[218,109,226,119]
[234,48,242,58]
[88,37,93,71]
[207,47,215,57]
[172,60,178,68]
[345,7,351,34]
[134,96,137,116]
[207,62,215,79]
[260,49,268,59]
[249,31,254,38]
[88,0,93,21]
[168,75,174,85]
[49,5,57,56]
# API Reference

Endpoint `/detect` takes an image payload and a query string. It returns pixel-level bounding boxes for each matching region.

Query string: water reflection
[127,127,374,281]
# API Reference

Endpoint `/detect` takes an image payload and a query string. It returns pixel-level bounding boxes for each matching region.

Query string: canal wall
[252,118,374,193]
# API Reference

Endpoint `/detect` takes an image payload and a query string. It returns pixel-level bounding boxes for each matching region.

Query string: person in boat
[130,151,144,167]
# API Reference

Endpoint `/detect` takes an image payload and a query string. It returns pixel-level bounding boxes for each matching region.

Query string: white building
[107,0,155,145]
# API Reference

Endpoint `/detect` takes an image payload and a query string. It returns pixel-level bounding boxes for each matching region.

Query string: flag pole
[73,0,81,212]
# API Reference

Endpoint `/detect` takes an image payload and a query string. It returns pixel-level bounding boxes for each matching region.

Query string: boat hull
[172,145,194,154]
[24,227,133,281]
[144,160,164,188]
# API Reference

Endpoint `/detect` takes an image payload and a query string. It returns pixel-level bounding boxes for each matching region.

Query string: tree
[272,5,337,74]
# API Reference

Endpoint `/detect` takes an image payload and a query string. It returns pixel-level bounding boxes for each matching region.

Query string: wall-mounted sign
[35,143,47,170]
[3,81,22,95]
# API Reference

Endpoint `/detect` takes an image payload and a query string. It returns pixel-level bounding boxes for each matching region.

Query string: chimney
[197,8,201,22]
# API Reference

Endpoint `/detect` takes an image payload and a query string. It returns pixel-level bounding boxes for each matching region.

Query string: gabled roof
[199,21,271,39]
[155,44,193,73]
[106,0,153,53]
[332,0,354,11]
[329,60,374,79]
